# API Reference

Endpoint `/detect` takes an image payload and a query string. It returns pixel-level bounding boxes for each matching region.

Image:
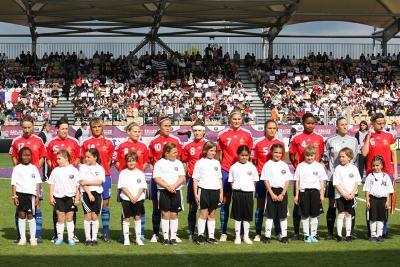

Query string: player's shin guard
[326,207,336,235]
[220,204,230,234]
[35,208,42,239]
[188,209,197,236]
[152,209,161,236]
[101,207,110,237]
[254,208,263,235]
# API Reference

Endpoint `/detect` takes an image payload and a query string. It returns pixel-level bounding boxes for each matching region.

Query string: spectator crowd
[1,46,400,126]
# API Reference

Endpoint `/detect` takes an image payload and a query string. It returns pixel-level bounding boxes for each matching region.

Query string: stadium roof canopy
[0,0,399,54]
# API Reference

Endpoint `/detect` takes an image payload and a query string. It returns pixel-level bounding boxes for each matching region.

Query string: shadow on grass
[1,250,400,267]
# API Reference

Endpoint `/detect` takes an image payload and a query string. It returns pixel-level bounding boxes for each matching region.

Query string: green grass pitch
[0,153,400,267]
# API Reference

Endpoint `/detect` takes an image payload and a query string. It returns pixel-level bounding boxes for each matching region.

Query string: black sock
[53,209,58,237]
[327,207,336,235]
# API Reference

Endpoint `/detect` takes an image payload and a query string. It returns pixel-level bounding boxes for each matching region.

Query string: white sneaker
[18,239,27,246]
[234,237,241,245]
[176,236,182,243]
[150,234,158,243]
[243,237,253,244]
[253,235,261,242]
[73,235,80,243]
[30,238,37,246]
[188,234,194,242]
[219,234,228,242]
[136,239,144,246]
[124,240,130,246]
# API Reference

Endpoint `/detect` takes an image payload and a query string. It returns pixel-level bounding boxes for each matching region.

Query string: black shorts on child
[369,196,388,221]
[81,191,102,214]
[231,190,253,221]
[199,188,220,212]
[54,196,76,213]
[265,187,288,219]
[16,192,36,215]
[336,197,355,215]
[158,190,182,212]
[122,200,145,218]
[299,189,321,218]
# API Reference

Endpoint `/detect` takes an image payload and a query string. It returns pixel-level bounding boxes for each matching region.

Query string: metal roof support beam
[131,37,150,56]
[265,0,300,42]
[14,0,42,55]
[155,37,174,54]
[373,18,400,56]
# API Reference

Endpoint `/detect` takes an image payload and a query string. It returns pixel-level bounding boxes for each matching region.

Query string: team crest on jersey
[102,145,107,151]
[313,171,318,176]
[281,169,286,174]
[214,166,219,171]
[174,167,178,171]
[69,175,75,179]
[31,174,35,179]
[239,138,244,144]
[247,171,252,176]
[33,144,38,150]
[349,173,354,178]
[137,179,141,183]
[95,172,99,176]
[383,139,388,145]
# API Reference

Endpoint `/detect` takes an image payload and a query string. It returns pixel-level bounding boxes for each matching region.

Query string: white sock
[134,220,141,240]
[123,221,130,242]
[265,219,273,238]
[161,219,170,240]
[84,220,91,241]
[370,221,377,238]
[234,220,241,239]
[280,218,288,238]
[27,218,36,240]
[56,223,64,241]
[336,213,345,237]
[66,221,74,241]
[170,219,178,240]
[198,218,206,236]
[377,221,384,237]
[301,217,310,237]
[207,220,216,239]
[243,221,250,239]
[345,215,352,237]
[92,220,99,241]
[310,217,318,237]
[18,218,26,241]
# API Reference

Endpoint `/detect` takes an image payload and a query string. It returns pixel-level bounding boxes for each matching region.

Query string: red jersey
[253,137,285,174]
[9,134,46,169]
[181,139,207,177]
[289,132,324,169]
[82,136,114,176]
[46,136,80,169]
[148,134,182,164]
[217,127,253,171]
[114,139,149,172]
[364,131,396,175]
